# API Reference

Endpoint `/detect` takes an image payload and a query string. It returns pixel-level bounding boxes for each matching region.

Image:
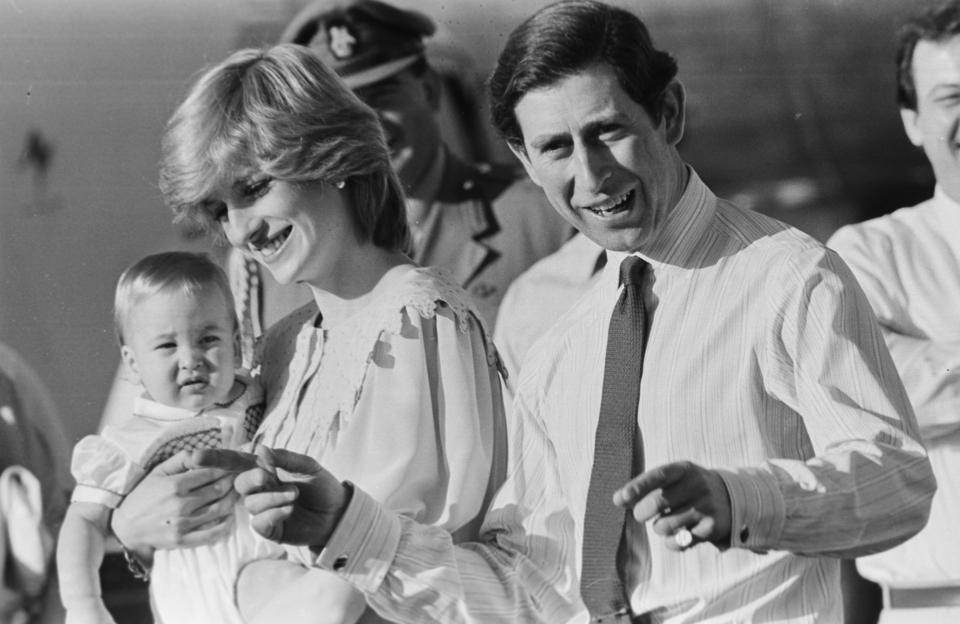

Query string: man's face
[510,63,686,253]
[354,68,442,195]
[901,35,960,201]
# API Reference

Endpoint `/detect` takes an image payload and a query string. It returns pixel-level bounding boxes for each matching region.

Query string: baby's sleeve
[69,435,145,509]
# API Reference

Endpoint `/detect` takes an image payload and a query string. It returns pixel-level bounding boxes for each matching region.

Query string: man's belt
[885,585,960,609]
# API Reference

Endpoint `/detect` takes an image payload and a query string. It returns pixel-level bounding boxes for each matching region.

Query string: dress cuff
[297,484,402,594]
[714,466,785,552]
[70,484,123,509]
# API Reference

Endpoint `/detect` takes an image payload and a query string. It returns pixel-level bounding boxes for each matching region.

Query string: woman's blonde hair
[159,44,410,252]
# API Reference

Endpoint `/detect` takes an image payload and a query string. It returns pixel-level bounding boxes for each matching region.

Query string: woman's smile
[256,225,293,258]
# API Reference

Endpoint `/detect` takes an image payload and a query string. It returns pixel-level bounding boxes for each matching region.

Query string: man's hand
[111,449,248,554]
[613,461,732,550]
[234,446,351,548]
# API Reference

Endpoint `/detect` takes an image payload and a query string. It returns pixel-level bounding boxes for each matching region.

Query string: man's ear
[508,142,542,187]
[121,345,142,385]
[420,66,443,112]
[900,107,924,147]
[661,80,686,146]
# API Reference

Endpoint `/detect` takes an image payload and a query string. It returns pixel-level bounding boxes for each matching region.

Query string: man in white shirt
[187,2,934,622]
[493,232,605,398]
[828,2,960,622]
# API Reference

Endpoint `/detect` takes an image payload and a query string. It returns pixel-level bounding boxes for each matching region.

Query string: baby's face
[121,288,238,410]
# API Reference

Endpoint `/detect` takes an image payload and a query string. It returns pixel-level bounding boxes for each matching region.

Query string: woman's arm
[229,301,568,623]
[321,304,506,533]
[56,502,117,624]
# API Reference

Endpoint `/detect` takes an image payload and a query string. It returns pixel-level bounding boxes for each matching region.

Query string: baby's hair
[114,251,237,346]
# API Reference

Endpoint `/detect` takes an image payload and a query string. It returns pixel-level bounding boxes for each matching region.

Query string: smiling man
[222,2,936,622]
[828,2,960,622]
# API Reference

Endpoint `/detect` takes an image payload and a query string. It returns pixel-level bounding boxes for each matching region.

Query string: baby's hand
[64,597,117,624]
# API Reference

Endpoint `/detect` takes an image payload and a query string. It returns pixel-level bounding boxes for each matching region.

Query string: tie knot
[619,256,646,287]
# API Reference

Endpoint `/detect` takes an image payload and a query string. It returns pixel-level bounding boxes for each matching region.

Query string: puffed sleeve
[69,435,145,509]
[303,330,582,624]
[321,302,507,539]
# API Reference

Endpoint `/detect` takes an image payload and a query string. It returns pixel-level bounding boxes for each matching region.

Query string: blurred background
[2,0,925,621]
[0,0,930,446]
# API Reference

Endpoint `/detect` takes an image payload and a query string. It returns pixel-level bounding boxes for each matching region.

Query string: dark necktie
[580,255,648,621]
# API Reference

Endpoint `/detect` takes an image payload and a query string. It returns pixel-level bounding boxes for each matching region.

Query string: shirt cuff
[714,466,786,552]
[297,485,402,594]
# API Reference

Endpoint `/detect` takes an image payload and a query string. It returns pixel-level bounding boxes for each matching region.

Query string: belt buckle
[885,585,960,609]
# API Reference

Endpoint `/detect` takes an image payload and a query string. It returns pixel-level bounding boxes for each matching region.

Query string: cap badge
[328,24,357,59]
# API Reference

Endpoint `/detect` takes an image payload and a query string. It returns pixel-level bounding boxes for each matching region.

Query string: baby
[56,251,275,624]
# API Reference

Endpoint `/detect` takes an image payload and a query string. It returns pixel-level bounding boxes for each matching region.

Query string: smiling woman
[109,43,510,624]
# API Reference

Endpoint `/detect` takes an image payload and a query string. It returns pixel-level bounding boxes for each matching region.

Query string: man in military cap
[279,0,573,329]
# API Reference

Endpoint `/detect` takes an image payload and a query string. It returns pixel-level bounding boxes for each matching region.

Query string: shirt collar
[604,167,715,286]
[932,185,960,237]
[133,394,199,422]
[565,233,608,282]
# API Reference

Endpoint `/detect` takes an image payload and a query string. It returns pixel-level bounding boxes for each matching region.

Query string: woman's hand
[231,446,351,548]
[111,449,245,555]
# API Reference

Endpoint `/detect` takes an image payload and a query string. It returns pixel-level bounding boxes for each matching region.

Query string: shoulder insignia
[328,24,358,59]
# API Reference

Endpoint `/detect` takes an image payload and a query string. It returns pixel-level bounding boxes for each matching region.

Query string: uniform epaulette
[473,160,524,200]
[437,153,521,204]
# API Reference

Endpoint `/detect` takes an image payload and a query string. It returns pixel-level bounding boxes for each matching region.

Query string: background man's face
[510,63,686,253]
[354,69,442,193]
[901,35,960,201]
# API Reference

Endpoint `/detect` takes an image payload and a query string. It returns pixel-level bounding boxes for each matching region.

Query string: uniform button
[739,526,750,543]
[333,555,348,571]
[462,179,475,191]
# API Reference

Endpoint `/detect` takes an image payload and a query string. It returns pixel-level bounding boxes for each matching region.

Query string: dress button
[333,555,348,571]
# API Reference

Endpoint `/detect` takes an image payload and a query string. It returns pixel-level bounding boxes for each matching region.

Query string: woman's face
[215,174,359,289]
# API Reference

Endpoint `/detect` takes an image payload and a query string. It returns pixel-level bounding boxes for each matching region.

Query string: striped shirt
[306,170,935,623]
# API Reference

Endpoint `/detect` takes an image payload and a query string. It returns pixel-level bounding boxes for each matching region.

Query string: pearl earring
[335,180,346,190]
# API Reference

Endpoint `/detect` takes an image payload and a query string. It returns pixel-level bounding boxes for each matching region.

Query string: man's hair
[114,251,236,346]
[896,0,960,110]
[489,0,677,149]
[159,44,410,253]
